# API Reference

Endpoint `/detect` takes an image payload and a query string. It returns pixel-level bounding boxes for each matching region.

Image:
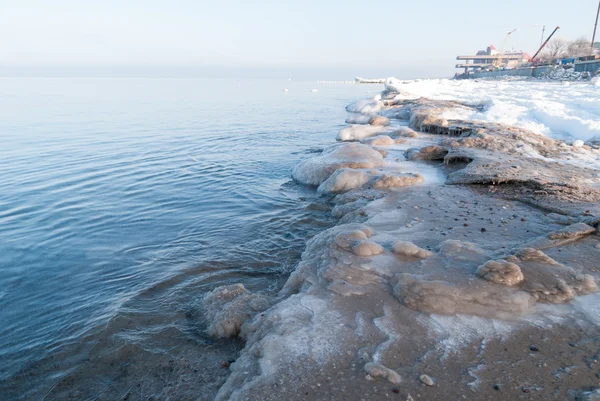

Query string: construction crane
[530,26,560,62]
[494,29,517,68]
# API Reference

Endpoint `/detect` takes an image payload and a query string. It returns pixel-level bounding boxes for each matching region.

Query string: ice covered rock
[523,223,596,250]
[392,241,432,258]
[573,139,585,147]
[392,273,534,318]
[334,227,382,256]
[392,127,418,138]
[317,168,371,194]
[361,135,398,146]
[406,145,448,161]
[437,240,486,262]
[345,114,373,125]
[372,173,424,189]
[346,96,383,114]
[368,116,390,126]
[292,143,384,186]
[202,284,271,338]
[337,125,388,141]
[351,240,384,256]
[476,260,524,286]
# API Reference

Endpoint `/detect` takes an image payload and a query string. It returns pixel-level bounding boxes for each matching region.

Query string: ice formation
[292,143,384,186]
[207,77,600,400]
[202,284,270,338]
[337,124,389,141]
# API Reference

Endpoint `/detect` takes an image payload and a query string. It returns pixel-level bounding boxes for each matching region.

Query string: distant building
[457,45,530,74]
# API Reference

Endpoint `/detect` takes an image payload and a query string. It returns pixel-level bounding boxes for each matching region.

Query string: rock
[420,374,435,386]
[573,140,585,148]
[364,362,401,384]
[407,395,415,401]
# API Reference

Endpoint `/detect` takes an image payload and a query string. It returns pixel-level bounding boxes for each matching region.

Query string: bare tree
[542,38,568,61]
[565,36,593,58]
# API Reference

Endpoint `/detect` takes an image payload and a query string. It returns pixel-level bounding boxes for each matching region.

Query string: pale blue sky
[0,0,597,78]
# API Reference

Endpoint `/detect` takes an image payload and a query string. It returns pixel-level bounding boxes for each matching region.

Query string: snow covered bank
[384,77,600,143]
[205,78,600,400]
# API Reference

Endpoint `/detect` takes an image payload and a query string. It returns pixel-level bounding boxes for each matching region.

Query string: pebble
[420,374,435,386]
[530,345,539,352]
[407,395,415,401]
[392,387,399,393]
[481,228,487,232]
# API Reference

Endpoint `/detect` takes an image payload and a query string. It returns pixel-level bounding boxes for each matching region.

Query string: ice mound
[393,273,535,318]
[317,168,371,194]
[392,241,432,258]
[202,284,271,338]
[292,143,384,186]
[372,173,423,189]
[406,145,448,161]
[337,124,389,141]
[345,114,373,125]
[360,135,398,146]
[523,223,597,250]
[391,127,418,138]
[437,240,486,262]
[476,260,524,286]
[317,168,424,194]
[368,116,390,126]
[345,96,383,114]
[334,227,383,256]
[215,294,347,400]
[505,249,598,304]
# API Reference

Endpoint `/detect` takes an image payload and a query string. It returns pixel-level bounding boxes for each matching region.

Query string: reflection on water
[0,78,372,400]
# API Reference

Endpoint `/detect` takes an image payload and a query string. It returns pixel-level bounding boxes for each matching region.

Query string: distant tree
[565,36,593,58]
[542,38,568,61]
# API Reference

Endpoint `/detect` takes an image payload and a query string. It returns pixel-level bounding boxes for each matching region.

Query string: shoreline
[205,78,600,400]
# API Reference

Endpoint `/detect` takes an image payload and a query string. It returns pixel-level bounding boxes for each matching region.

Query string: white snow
[385,78,600,142]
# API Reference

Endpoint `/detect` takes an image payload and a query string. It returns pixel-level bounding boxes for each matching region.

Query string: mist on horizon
[1,0,597,79]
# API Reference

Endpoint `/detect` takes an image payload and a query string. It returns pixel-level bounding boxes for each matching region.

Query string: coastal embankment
[463,59,600,80]
[203,77,600,401]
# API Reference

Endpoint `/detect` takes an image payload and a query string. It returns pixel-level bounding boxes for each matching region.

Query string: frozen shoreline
[205,78,600,400]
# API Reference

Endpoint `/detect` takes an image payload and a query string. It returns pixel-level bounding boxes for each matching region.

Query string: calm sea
[0,78,374,400]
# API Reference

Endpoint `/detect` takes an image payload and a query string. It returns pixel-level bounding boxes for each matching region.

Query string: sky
[0,0,597,79]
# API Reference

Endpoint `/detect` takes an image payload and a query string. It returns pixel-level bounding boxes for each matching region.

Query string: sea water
[0,78,373,400]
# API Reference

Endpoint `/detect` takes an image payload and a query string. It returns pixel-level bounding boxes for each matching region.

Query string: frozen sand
[206,78,600,400]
